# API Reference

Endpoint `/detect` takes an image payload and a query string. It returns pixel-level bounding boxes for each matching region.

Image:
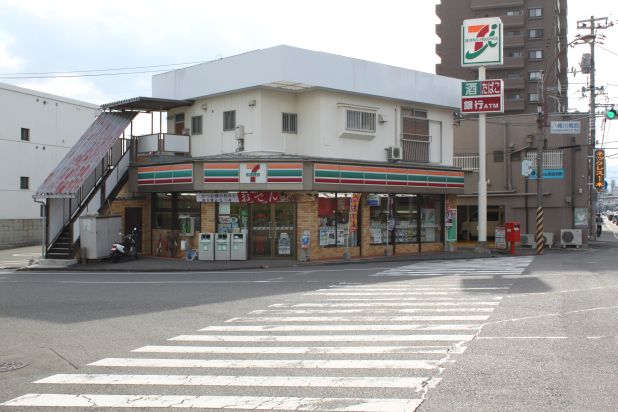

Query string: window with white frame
[529,8,542,18]
[506,9,523,16]
[223,110,236,131]
[528,29,543,39]
[191,115,203,135]
[528,92,540,102]
[528,50,543,60]
[282,112,297,134]
[345,109,376,133]
[508,50,524,58]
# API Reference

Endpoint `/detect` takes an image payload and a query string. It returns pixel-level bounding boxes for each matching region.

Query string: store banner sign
[594,149,605,191]
[240,163,267,183]
[197,192,289,203]
[349,193,362,232]
[461,17,503,67]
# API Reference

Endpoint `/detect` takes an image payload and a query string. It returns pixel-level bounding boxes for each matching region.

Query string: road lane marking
[199,324,483,332]
[1,394,423,410]
[270,302,500,307]
[307,291,504,296]
[248,308,495,314]
[318,287,510,291]
[89,358,442,370]
[226,315,490,322]
[36,373,439,389]
[133,345,459,355]
[168,334,475,342]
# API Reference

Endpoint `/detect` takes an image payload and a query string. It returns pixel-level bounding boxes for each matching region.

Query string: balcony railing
[401,134,430,163]
[453,154,479,172]
[135,133,190,156]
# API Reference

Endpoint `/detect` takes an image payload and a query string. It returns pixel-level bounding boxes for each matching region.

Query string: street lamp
[535,33,596,254]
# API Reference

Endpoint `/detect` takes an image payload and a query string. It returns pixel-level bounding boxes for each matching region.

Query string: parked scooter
[111,228,139,262]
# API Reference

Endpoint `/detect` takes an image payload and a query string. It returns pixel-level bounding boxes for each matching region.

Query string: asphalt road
[0,242,616,411]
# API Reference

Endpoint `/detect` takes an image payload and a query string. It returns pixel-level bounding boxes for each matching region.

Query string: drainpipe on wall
[33,199,46,259]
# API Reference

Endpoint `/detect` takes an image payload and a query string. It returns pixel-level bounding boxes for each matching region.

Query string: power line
[0,59,211,79]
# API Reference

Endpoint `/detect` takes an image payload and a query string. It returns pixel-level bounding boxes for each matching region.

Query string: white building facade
[0,83,99,248]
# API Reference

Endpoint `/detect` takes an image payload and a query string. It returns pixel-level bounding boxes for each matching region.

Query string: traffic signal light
[607,108,617,120]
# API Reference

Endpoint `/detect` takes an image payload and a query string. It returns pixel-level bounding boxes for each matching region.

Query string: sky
[0,0,617,175]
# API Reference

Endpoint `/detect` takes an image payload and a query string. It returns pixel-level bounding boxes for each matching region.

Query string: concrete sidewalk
[22,246,541,272]
[12,234,615,272]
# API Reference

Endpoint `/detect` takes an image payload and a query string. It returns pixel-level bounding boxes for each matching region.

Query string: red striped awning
[35,111,137,198]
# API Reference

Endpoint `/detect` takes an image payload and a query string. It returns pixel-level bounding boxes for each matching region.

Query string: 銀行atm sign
[461,79,504,114]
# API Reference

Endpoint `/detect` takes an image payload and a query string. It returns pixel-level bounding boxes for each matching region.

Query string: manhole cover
[0,362,28,373]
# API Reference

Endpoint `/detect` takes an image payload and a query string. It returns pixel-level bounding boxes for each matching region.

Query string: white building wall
[173,87,455,166]
[0,83,99,247]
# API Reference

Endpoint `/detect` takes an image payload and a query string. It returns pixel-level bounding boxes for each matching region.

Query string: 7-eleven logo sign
[240,163,267,183]
[461,17,503,67]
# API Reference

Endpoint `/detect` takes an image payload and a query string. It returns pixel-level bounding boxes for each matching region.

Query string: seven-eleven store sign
[461,17,503,67]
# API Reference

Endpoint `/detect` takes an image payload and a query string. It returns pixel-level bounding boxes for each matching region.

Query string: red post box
[504,222,520,255]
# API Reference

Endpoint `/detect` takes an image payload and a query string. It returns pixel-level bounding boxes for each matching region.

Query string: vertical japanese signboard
[348,193,362,232]
[461,79,504,114]
[461,17,503,67]
[594,149,605,191]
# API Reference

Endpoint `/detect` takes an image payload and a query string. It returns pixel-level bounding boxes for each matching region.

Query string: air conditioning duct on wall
[560,229,582,248]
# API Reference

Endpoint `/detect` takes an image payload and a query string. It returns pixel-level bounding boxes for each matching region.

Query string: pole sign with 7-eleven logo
[461,17,503,67]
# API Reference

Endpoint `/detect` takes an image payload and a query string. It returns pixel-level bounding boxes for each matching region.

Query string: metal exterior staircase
[34,111,137,259]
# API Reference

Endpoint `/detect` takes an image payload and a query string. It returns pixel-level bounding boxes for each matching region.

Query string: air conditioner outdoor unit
[386,146,402,162]
[560,229,582,248]
[520,234,536,247]
[543,232,554,248]
[235,125,245,140]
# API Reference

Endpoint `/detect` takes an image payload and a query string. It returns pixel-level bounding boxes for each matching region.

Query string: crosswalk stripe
[168,334,475,342]
[1,394,423,410]
[36,373,439,389]
[318,287,510,291]
[249,308,495,314]
[307,291,503,295]
[321,296,503,301]
[89,358,442,369]
[270,302,500,307]
[133,345,460,354]
[226,315,490,322]
[199,324,483,332]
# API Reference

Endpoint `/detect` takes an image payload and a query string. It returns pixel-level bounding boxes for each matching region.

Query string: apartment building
[0,83,99,249]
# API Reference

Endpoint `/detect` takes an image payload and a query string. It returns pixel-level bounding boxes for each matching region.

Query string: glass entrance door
[273,203,295,258]
[251,204,272,257]
[250,203,295,258]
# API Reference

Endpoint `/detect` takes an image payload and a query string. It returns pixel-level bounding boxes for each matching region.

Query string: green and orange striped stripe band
[138,164,193,185]
[314,163,464,188]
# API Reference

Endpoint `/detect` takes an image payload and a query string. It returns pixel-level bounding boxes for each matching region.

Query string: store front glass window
[421,195,443,243]
[318,193,359,247]
[369,194,389,245]
[395,195,418,244]
[154,193,173,229]
[217,202,249,234]
[177,193,200,235]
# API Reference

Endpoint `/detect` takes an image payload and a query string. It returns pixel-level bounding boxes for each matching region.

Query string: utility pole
[535,72,545,255]
[577,16,612,240]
